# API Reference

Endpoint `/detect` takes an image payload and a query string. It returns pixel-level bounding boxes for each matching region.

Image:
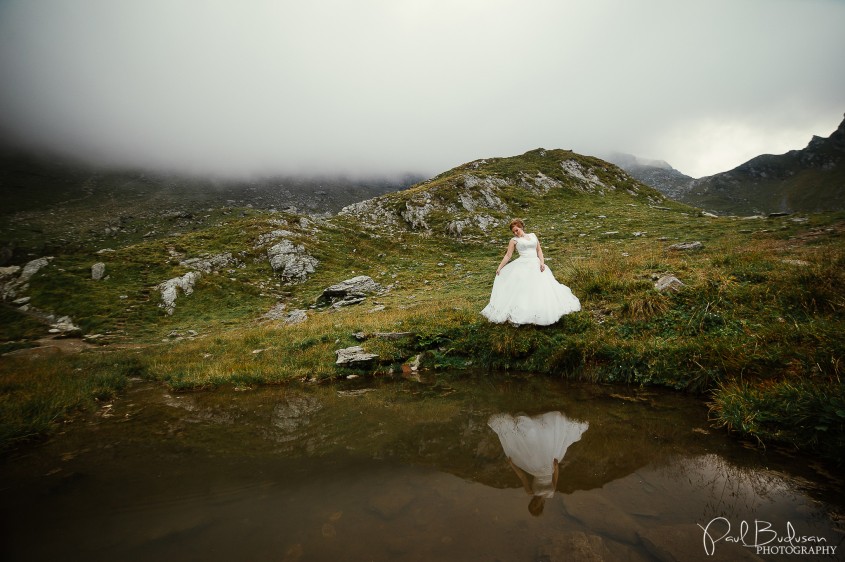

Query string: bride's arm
[536,236,546,271]
[496,239,516,275]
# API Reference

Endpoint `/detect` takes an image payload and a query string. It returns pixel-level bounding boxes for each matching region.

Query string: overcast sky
[1,0,843,179]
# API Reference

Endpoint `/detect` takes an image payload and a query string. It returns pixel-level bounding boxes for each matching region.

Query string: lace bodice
[512,233,538,258]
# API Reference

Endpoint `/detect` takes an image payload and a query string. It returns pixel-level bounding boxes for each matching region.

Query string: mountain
[678,114,845,215]
[603,153,694,199]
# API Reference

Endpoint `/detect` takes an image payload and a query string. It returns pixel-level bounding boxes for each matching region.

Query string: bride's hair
[508,218,524,230]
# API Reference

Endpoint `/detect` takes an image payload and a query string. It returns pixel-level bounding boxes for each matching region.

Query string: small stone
[655,275,684,292]
[667,241,703,251]
[91,262,106,280]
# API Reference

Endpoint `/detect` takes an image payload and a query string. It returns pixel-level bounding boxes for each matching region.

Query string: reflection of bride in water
[488,411,589,516]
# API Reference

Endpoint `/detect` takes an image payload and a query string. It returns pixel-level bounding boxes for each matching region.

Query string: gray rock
[267,240,319,283]
[254,230,294,247]
[667,241,703,251]
[12,296,30,305]
[91,262,106,280]
[262,302,287,320]
[331,296,366,308]
[318,275,381,306]
[179,253,234,274]
[400,200,434,230]
[283,309,308,325]
[655,275,684,292]
[51,315,82,337]
[335,346,379,366]
[18,257,52,284]
[158,271,201,315]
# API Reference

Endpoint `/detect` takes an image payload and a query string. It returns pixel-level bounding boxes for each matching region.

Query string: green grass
[0,352,140,451]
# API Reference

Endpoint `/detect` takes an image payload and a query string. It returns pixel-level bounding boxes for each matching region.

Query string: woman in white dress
[488,411,589,516]
[481,219,581,325]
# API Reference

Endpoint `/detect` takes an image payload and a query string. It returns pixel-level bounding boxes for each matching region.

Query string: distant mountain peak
[677,113,845,215]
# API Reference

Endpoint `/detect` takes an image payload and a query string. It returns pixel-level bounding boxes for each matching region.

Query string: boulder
[317,275,381,307]
[91,262,106,280]
[267,240,319,283]
[335,346,378,366]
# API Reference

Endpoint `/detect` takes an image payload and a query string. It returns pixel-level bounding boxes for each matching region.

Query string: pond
[0,374,842,561]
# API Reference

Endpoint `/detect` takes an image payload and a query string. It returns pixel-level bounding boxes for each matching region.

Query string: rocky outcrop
[266,240,319,284]
[1,257,53,300]
[158,271,201,315]
[179,253,236,274]
[317,275,381,307]
[339,149,659,238]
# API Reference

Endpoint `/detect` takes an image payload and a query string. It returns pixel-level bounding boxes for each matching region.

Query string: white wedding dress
[481,233,581,325]
[488,411,589,497]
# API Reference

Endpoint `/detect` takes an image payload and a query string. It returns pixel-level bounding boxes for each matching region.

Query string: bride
[481,219,581,325]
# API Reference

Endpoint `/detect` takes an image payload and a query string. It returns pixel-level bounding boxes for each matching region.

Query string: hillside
[0,151,421,265]
[678,114,845,215]
[1,147,843,462]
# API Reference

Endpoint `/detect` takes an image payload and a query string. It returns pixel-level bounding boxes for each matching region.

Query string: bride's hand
[540,263,545,272]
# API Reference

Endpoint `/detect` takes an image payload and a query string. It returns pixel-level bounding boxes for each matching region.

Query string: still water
[1,374,842,561]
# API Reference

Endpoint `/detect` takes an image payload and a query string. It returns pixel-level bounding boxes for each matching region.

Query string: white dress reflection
[488,411,589,516]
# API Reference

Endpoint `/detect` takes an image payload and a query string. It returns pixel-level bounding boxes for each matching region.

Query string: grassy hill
[1,148,843,463]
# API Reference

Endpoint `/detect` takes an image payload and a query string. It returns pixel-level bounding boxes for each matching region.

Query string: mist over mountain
[602,153,694,200]
[0,150,423,216]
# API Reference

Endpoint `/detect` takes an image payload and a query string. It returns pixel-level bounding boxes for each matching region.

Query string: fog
[1,0,843,180]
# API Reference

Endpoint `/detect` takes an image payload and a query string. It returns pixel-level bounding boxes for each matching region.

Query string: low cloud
[1,0,843,180]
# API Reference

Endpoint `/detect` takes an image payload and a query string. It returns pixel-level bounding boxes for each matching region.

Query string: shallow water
[0,374,842,561]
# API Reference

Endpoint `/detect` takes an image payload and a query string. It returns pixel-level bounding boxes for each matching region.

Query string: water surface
[1,374,842,561]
